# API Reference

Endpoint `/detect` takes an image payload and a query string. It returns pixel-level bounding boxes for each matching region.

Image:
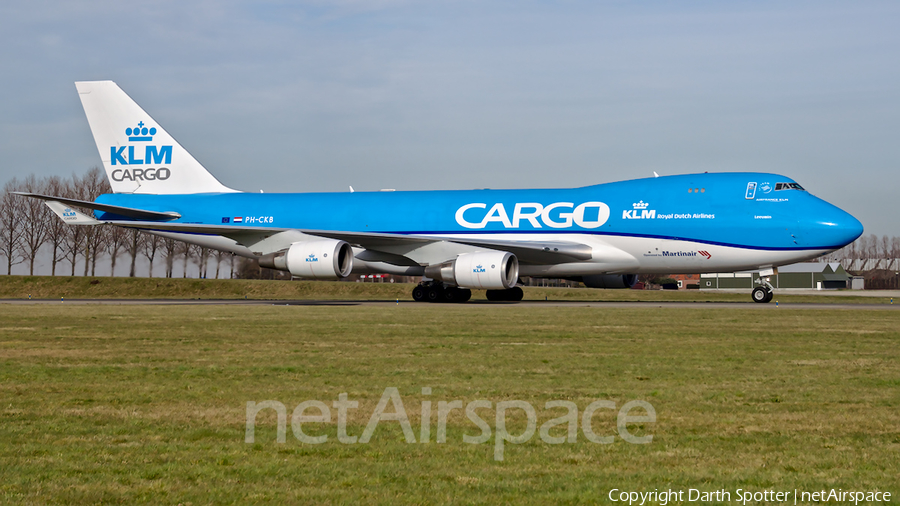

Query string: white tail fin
[75,81,237,194]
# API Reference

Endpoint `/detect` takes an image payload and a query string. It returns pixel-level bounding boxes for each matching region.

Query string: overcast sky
[1,1,897,236]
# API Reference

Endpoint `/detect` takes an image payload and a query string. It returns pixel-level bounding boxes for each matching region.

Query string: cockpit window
[775,182,805,191]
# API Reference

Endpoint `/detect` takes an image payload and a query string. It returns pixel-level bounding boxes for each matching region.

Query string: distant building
[668,273,701,289]
[700,262,852,290]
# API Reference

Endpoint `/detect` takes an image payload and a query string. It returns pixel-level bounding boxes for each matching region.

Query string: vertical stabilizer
[75,81,237,194]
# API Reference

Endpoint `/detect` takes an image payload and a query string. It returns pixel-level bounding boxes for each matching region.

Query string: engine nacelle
[424,251,519,290]
[581,274,638,289]
[258,239,353,279]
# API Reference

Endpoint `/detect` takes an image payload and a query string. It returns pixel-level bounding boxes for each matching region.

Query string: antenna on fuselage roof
[653,171,660,178]
[349,186,355,193]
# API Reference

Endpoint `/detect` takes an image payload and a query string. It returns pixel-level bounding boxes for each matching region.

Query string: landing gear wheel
[440,287,472,303]
[486,287,524,302]
[412,285,426,302]
[752,286,772,303]
[442,288,459,303]
[426,285,444,303]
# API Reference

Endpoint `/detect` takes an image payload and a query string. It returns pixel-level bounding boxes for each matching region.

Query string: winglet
[44,201,100,225]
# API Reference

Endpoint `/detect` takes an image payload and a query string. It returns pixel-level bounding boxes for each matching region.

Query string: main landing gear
[752,278,775,303]
[412,281,472,303]
[410,282,525,303]
[486,286,524,302]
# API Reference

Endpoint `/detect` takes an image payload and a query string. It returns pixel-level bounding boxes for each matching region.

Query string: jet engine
[581,274,638,289]
[258,239,353,279]
[424,251,519,290]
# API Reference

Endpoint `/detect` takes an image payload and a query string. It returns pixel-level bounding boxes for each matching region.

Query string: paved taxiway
[1,299,898,310]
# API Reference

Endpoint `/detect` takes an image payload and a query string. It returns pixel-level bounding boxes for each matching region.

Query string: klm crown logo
[473,264,486,273]
[623,200,655,220]
[306,254,318,263]
[126,121,157,142]
[110,120,172,168]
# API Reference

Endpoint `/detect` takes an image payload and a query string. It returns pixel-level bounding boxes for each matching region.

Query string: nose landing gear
[752,277,775,303]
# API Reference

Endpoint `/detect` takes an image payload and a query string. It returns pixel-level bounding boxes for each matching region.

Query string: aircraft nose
[813,203,863,248]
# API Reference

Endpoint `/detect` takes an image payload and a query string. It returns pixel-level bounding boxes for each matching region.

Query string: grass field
[1,302,898,504]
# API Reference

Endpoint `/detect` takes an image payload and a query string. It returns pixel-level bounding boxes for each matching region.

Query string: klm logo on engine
[622,201,656,220]
[306,254,318,263]
[473,265,486,273]
[109,122,172,166]
[456,202,610,229]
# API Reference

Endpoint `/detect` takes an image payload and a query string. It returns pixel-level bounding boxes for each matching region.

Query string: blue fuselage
[96,172,862,252]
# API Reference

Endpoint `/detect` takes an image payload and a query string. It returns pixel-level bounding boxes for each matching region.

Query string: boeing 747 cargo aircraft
[16,81,863,303]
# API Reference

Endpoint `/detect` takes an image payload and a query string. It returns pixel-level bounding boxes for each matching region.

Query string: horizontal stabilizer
[44,200,100,225]
[12,192,181,221]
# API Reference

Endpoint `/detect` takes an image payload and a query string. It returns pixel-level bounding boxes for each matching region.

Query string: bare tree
[161,236,179,278]
[106,225,128,277]
[867,234,879,271]
[84,225,105,276]
[198,246,210,278]
[180,242,197,278]
[214,249,228,279]
[854,235,869,271]
[852,237,864,271]
[0,179,25,274]
[61,174,87,276]
[71,168,110,276]
[141,233,162,278]
[44,176,70,275]
[892,236,900,271]
[18,175,51,275]
[62,224,85,275]
[125,228,143,277]
[845,238,858,270]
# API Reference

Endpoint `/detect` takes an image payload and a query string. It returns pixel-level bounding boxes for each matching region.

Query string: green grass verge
[0,304,897,503]
[0,275,893,304]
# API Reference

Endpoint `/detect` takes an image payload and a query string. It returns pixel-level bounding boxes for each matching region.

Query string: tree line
[0,168,236,278]
[823,234,900,289]
[823,234,900,273]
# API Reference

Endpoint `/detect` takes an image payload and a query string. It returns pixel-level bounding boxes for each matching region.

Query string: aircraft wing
[299,229,593,263]
[98,220,593,265]
[430,237,592,263]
